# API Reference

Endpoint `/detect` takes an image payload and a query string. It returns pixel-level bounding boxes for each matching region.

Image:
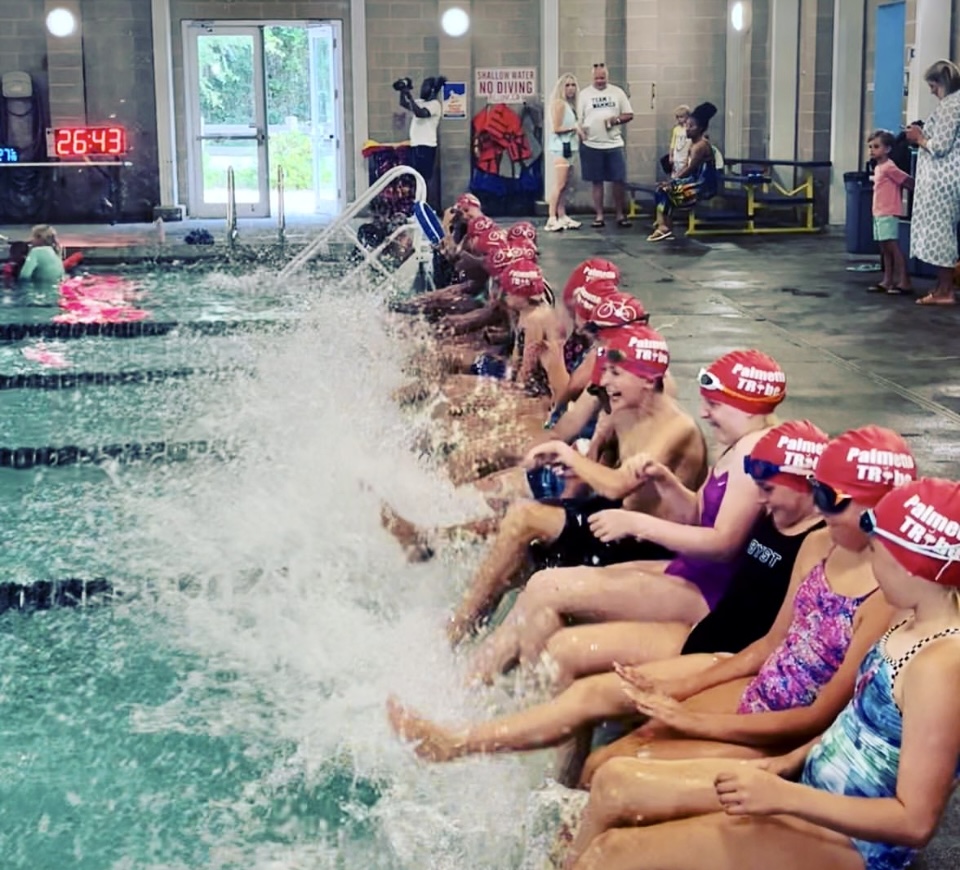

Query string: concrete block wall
[557,0,726,209]
[652,0,727,163]
[746,0,771,157]
[0,0,159,221]
[795,0,832,163]
[464,0,540,201]
[366,0,542,205]
[365,0,440,142]
[79,0,158,221]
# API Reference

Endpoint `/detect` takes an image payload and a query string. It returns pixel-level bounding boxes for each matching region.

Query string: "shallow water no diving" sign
[475,68,537,103]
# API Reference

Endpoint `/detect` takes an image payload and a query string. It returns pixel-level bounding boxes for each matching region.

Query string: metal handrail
[225,166,238,247]
[277,165,286,245]
[277,164,426,279]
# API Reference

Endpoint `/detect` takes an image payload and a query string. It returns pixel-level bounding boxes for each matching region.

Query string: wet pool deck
[4,218,959,865]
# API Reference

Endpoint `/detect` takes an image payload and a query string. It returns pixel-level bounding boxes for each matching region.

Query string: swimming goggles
[807,476,852,514]
[698,368,781,405]
[743,456,810,482]
[860,509,960,581]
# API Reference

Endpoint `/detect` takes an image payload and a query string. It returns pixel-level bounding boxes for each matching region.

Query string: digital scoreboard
[47,126,127,158]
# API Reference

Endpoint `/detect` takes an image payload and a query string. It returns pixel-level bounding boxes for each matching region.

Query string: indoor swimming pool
[0,262,546,869]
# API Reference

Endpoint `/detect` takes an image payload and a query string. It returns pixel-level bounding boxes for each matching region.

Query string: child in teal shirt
[19,224,65,283]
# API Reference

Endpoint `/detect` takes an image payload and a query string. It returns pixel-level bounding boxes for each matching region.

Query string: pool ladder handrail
[226,166,239,247]
[277,164,427,280]
[330,221,434,292]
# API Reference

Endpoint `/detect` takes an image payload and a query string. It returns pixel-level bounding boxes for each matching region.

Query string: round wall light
[46,7,77,37]
[441,7,470,38]
[731,1,752,33]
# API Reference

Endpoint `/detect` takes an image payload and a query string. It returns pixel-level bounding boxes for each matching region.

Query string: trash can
[844,171,878,255]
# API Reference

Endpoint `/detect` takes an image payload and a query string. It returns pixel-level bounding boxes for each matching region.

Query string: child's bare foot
[446,611,476,647]
[380,503,434,562]
[386,696,463,761]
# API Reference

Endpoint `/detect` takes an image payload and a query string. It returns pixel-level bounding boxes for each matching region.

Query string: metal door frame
[182,21,269,218]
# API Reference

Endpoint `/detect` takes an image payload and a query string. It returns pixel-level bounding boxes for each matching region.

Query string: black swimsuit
[681,514,825,655]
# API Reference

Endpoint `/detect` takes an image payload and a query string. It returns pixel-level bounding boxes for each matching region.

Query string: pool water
[2,264,311,323]
[1,265,548,868]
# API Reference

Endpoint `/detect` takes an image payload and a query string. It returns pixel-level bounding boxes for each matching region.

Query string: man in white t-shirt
[576,63,634,228]
[399,76,444,184]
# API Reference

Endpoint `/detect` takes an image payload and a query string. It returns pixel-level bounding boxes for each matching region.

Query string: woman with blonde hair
[545,74,583,232]
[906,59,960,305]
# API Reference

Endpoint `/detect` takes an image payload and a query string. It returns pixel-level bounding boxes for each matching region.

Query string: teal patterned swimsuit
[801,622,960,870]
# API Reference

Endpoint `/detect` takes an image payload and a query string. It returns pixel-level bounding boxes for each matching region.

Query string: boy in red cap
[561,478,960,870]
[459,350,786,683]
[444,324,706,645]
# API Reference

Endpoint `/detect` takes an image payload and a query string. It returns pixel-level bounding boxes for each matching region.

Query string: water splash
[10,268,554,867]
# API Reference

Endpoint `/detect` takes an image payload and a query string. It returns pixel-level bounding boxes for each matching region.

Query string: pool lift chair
[277,166,436,295]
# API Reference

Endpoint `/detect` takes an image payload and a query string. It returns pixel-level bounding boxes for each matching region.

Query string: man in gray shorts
[577,63,634,228]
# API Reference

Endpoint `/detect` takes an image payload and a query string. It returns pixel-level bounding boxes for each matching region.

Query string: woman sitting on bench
[648,102,719,242]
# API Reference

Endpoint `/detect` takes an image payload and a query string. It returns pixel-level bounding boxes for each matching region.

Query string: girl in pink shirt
[868,130,915,294]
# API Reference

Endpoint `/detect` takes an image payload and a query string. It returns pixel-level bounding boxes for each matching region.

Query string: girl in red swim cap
[554,477,960,870]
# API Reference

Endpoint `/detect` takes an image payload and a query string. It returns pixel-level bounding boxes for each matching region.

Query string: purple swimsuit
[663,469,741,610]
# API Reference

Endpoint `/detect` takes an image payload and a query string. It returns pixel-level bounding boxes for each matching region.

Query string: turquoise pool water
[2,264,310,323]
[1,265,546,868]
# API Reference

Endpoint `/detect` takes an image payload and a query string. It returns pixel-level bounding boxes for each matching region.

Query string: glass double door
[183,21,344,218]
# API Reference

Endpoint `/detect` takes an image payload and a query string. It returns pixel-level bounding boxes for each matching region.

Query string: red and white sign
[476,68,537,103]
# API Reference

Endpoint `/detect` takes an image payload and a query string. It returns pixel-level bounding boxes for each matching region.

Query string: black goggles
[743,456,810,482]
[808,476,851,514]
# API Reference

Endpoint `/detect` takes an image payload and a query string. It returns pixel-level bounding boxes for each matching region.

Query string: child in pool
[19,225,65,284]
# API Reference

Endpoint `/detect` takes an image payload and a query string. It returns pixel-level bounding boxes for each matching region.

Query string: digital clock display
[0,146,19,163]
[51,126,127,157]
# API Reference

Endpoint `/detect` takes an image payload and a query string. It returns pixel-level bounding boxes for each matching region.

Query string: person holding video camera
[396,75,446,184]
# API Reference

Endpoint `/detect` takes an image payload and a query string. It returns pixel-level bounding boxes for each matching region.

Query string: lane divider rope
[0,318,289,343]
[0,578,116,615]
[0,439,235,469]
[0,367,243,391]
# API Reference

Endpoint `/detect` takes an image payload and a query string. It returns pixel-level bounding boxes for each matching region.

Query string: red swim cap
[572,278,619,324]
[591,324,670,382]
[500,260,545,298]
[457,193,482,213]
[747,419,829,493]
[588,290,648,330]
[486,243,537,276]
[466,215,497,238]
[562,258,621,310]
[868,478,960,586]
[699,349,786,414]
[507,221,538,245]
[815,425,917,507]
[471,228,508,256]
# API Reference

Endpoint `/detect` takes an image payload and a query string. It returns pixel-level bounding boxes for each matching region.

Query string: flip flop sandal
[591,219,606,228]
[866,284,891,293]
[886,287,913,295]
[916,293,957,306]
[617,219,633,228]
